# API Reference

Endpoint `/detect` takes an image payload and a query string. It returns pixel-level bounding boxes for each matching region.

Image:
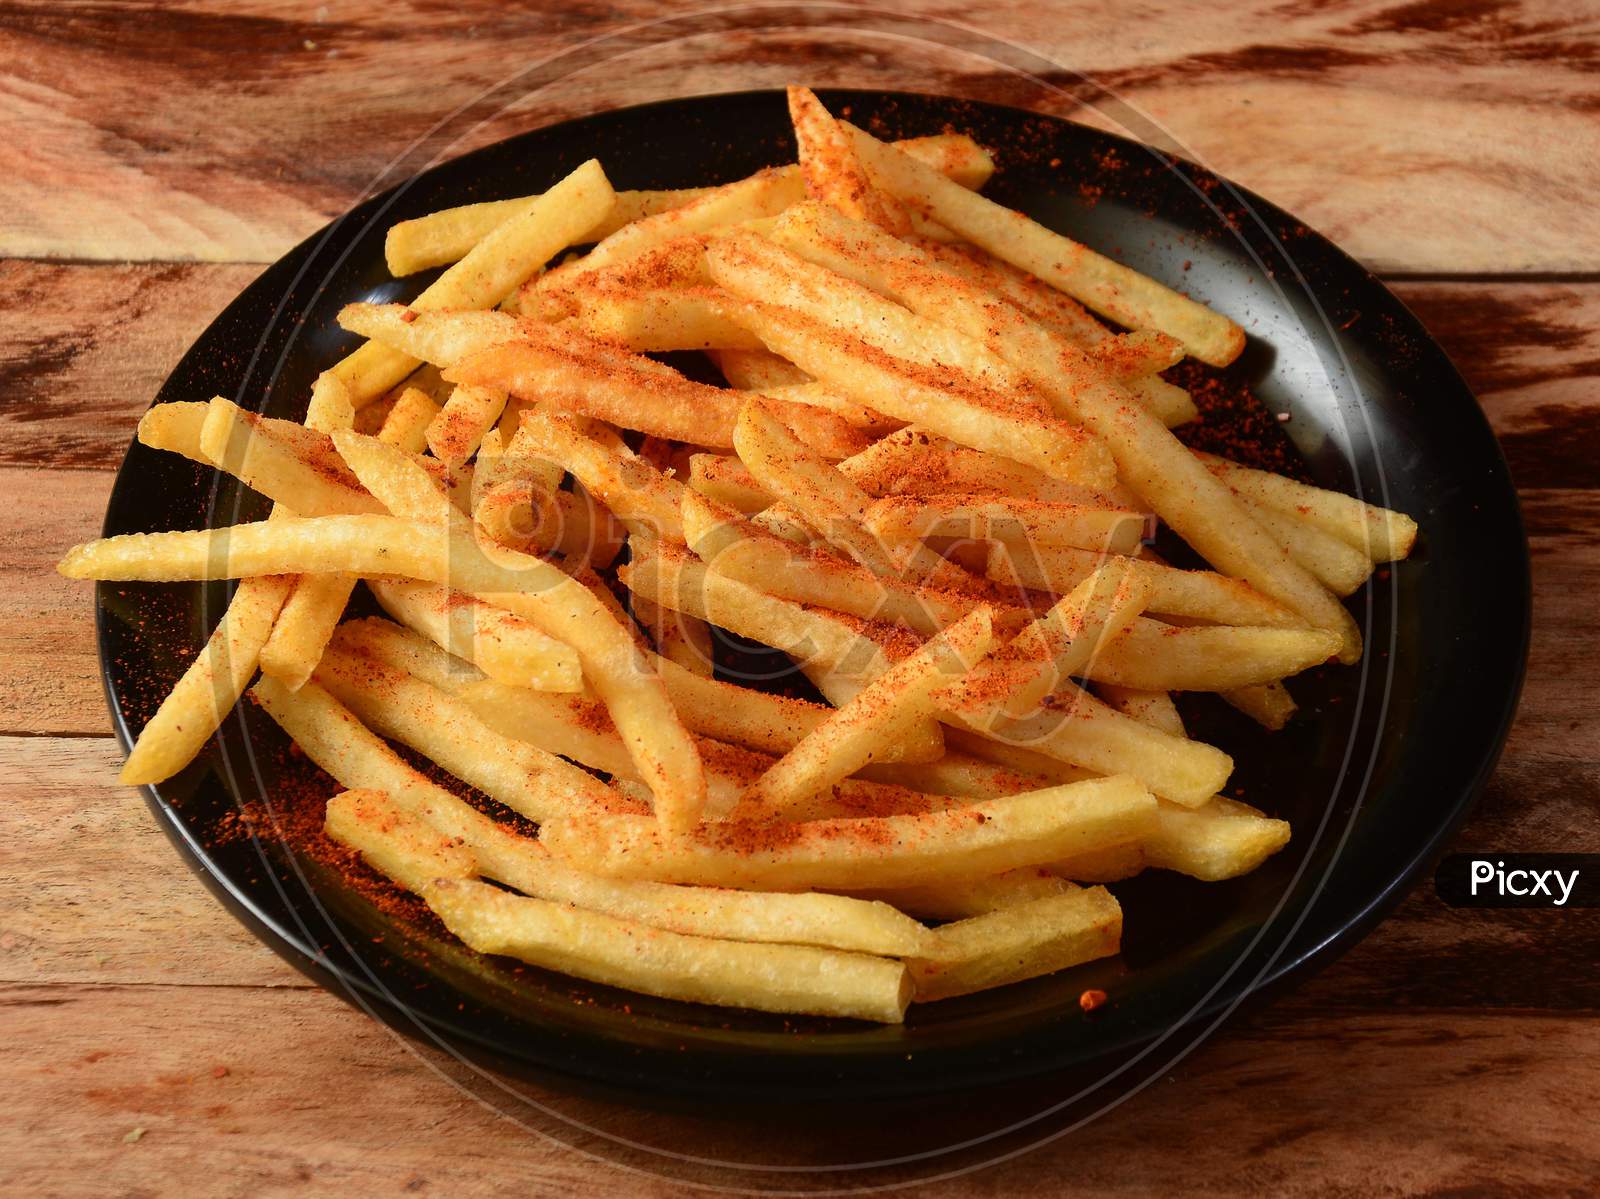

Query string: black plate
[96,90,1529,1107]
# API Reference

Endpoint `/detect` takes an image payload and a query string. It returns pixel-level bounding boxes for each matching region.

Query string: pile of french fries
[61,89,1417,1024]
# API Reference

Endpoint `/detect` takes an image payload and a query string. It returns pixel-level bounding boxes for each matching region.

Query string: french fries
[843,124,1245,367]
[735,606,995,816]
[332,159,615,404]
[64,92,1419,1022]
[908,886,1122,1001]
[425,878,912,1023]
[542,775,1157,890]
[367,579,582,692]
[120,575,294,785]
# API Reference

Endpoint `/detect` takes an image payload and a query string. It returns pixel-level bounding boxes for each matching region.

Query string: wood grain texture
[4,983,1596,1194]
[5,7,1599,1191]
[2,1,1595,271]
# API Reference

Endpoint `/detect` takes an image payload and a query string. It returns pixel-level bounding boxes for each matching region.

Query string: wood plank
[1,2,1594,272]
[0,468,114,736]
[0,260,261,469]
[0,736,303,989]
[2,981,1595,1193]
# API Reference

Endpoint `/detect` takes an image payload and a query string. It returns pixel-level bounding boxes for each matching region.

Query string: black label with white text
[1435,854,1600,908]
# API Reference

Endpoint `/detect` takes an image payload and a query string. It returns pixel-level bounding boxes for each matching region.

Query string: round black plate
[96,90,1529,1105]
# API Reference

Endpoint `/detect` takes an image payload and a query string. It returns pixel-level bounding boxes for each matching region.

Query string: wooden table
[5,2,1597,1192]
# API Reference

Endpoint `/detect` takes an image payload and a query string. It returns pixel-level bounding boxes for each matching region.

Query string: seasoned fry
[425,383,508,468]
[735,607,994,816]
[330,431,705,833]
[1220,681,1298,731]
[985,541,1304,629]
[367,579,582,692]
[119,575,294,785]
[425,878,912,1023]
[1200,453,1418,562]
[378,386,440,453]
[858,869,1076,921]
[331,159,615,404]
[844,124,1244,367]
[541,774,1157,891]
[864,493,1149,556]
[908,886,1121,1001]
[1095,684,1186,738]
[788,86,909,232]
[324,788,479,894]
[137,401,211,465]
[565,283,765,351]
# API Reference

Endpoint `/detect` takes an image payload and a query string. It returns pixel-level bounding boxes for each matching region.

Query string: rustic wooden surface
[4,2,1598,1193]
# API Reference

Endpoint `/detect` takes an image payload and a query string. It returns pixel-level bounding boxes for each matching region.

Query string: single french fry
[137,401,211,465]
[942,728,1099,787]
[1050,840,1147,884]
[845,125,1244,367]
[958,683,1232,807]
[378,386,441,453]
[314,637,615,824]
[788,86,910,233]
[985,541,1303,629]
[424,878,912,1023]
[865,494,1149,556]
[443,318,742,447]
[856,868,1076,921]
[337,305,520,370]
[710,347,809,390]
[331,159,615,404]
[385,186,719,276]
[541,774,1157,891]
[118,574,294,785]
[1095,684,1186,738]
[1144,795,1291,881]
[1199,454,1417,562]
[1220,680,1298,730]
[1245,502,1376,596]
[1083,621,1339,691]
[367,579,582,692]
[324,788,479,894]
[425,383,508,468]
[329,431,706,832]
[199,399,385,516]
[839,430,1122,505]
[859,750,1049,801]
[908,886,1121,1002]
[564,283,765,351]
[735,607,994,816]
